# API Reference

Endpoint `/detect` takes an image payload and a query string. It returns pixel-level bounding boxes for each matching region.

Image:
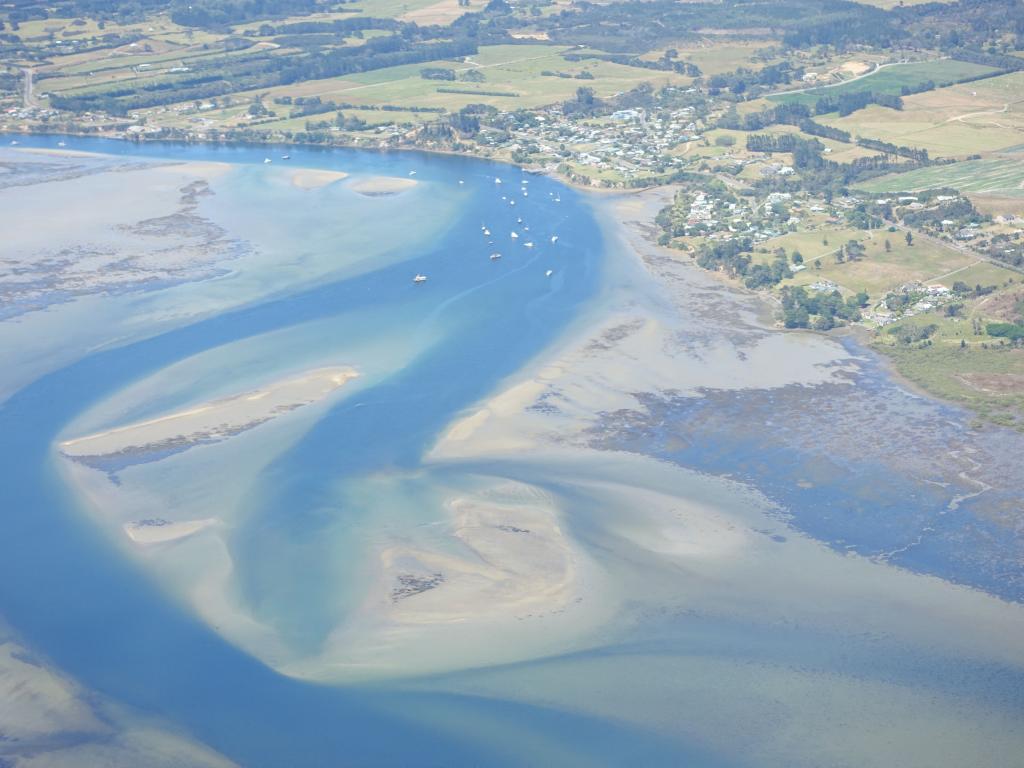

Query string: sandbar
[60,366,358,462]
[348,176,418,196]
[382,486,576,624]
[290,168,349,189]
[123,517,217,545]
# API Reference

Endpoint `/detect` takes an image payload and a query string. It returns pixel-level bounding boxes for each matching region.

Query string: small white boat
[495,177,502,184]
[10,140,18,146]
[524,226,529,231]
[483,229,490,236]
[459,179,465,185]
[413,274,427,283]
[511,231,519,239]
[545,270,553,277]
[523,191,528,197]
[409,171,417,176]
[281,154,290,160]
[551,235,559,243]
[524,242,534,248]
[264,158,272,164]
[490,253,502,260]
[57,141,66,147]
[510,200,516,206]
[517,217,523,224]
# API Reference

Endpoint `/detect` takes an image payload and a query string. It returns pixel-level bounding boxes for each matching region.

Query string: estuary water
[0,136,1022,768]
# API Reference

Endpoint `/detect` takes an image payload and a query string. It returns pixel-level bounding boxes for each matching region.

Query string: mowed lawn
[769,59,996,108]
[817,72,1024,157]
[858,158,1024,197]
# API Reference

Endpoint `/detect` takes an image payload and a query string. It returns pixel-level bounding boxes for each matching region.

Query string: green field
[769,60,997,108]
[221,44,685,116]
[816,72,1024,157]
[780,231,977,297]
[858,158,1024,197]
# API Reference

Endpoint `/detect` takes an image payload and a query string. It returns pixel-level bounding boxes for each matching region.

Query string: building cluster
[478,105,704,181]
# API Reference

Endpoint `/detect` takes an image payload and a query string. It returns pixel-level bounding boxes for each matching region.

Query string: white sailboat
[545,270,553,277]
[511,231,519,239]
[551,235,559,243]
[490,253,502,260]
[413,274,427,283]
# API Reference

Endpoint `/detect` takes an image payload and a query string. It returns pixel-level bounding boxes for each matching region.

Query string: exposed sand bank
[290,168,349,189]
[124,517,216,545]
[14,147,108,159]
[383,486,576,624]
[60,367,358,464]
[284,479,609,681]
[347,176,418,196]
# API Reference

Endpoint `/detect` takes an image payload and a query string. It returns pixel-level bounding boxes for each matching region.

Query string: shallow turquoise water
[1,136,1022,768]
[0,136,720,765]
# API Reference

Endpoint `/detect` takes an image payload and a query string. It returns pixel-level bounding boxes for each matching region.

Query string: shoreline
[7,128,993,430]
[0,127,646,195]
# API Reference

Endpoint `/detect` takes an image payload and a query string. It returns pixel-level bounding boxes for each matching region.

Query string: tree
[905,231,914,246]
[576,86,595,106]
[784,304,810,328]
[884,238,891,252]
[792,250,804,265]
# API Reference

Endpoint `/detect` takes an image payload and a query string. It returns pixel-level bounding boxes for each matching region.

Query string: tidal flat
[0,136,1021,768]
